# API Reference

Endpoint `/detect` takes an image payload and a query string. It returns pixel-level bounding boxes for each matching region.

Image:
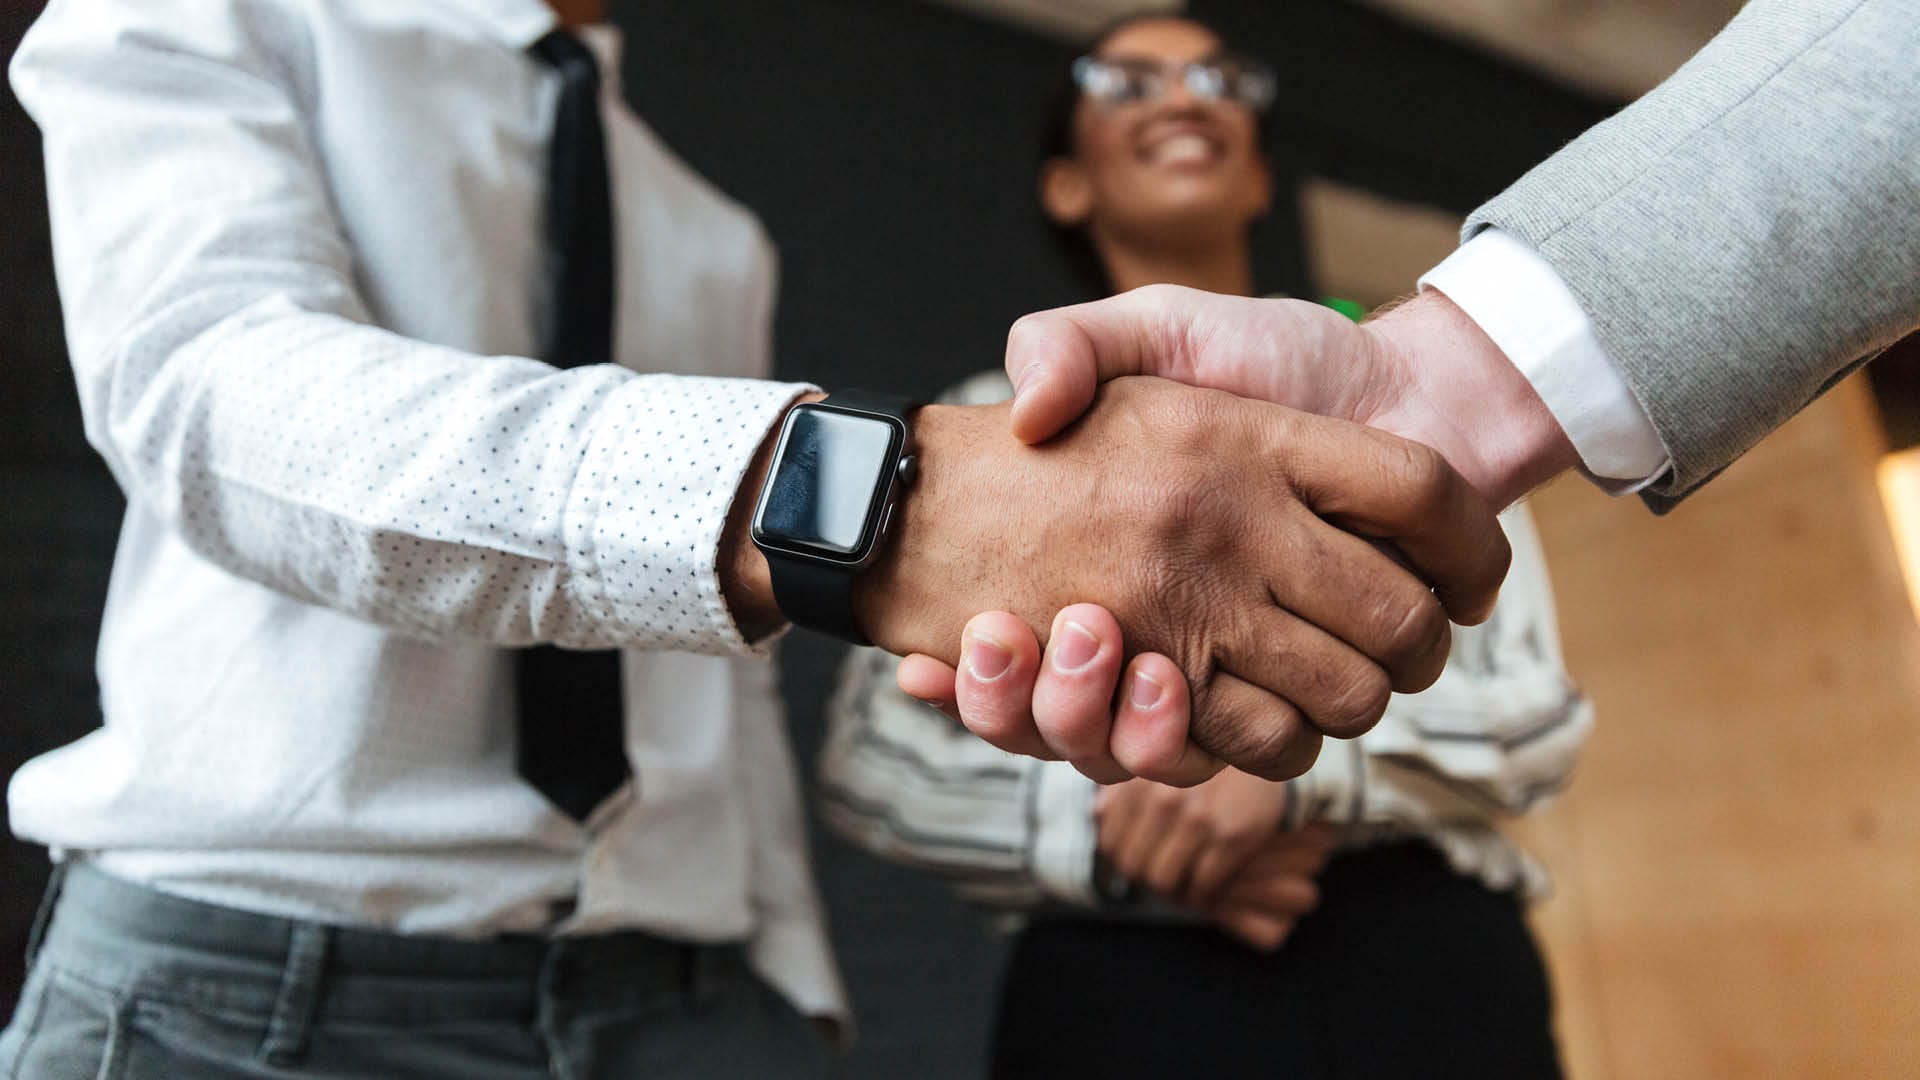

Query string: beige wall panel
[1515,376,1920,1077]
[1298,178,1462,305]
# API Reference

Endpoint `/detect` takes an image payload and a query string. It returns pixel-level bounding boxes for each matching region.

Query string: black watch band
[765,549,872,644]
[760,389,917,646]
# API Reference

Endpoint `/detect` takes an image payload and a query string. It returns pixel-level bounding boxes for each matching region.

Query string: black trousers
[990,841,1562,1080]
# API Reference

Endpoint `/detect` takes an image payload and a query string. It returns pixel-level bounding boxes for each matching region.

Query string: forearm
[85,301,811,650]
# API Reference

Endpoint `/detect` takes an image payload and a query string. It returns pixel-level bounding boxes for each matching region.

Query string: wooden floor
[1515,376,1920,1078]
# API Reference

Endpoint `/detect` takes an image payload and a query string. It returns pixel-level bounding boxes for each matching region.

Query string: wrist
[1358,291,1578,508]
[850,401,1005,659]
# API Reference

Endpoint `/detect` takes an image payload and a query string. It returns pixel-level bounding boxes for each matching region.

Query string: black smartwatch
[750,389,919,645]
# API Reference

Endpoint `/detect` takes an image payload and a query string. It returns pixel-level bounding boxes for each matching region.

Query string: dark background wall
[0,0,123,1023]
[0,1,1617,1075]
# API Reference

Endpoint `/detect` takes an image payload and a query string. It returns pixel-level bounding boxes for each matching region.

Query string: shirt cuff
[568,374,815,656]
[1028,763,1100,906]
[1419,229,1670,492]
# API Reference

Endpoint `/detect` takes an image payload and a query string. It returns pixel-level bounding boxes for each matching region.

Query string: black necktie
[516,29,629,823]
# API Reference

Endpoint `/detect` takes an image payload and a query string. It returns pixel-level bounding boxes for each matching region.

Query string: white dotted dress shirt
[8,0,845,1023]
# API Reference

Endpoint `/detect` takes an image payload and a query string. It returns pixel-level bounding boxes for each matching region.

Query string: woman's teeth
[1147,133,1216,164]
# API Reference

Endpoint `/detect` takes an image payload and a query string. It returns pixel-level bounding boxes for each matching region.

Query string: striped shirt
[819,371,1592,911]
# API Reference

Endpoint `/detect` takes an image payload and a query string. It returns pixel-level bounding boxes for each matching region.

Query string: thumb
[1004,284,1199,444]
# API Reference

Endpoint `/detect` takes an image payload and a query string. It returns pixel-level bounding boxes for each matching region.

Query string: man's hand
[1001,284,1577,508]
[896,286,1576,777]
[854,377,1508,782]
[1099,773,1333,951]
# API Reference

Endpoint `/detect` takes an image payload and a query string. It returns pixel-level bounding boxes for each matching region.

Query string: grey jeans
[0,863,831,1079]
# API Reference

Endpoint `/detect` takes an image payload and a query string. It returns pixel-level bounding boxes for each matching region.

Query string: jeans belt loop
[257,921,332,1068]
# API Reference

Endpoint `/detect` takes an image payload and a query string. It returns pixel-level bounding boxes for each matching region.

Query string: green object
[1319,296,1368,322]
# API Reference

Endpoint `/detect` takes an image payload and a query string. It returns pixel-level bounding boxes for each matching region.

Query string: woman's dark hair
[1039,12,1265,297]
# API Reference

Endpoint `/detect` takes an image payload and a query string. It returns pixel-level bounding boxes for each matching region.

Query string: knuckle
[1198,698,1301,780]
[1124,568,1223,675]
[1244,725,1322,782]
[1212,821,1253,849]
[1142,486,1239,568]
[1113,744,1161,784]
[957,681,1021,730]
[1238,715,1300,772]
[1378,587,1447,664]
[1044,714,1108,760]
[1129,380,1230,451]
[1004,311,1052,353]
[1127,281,1184,317]
[1321,664,1392,736]
[1118,736,1183,784]
[1396,440,1455,517]
[1366,433,1449,516]
[957,701,1017,742]
[1480,532,1515,592]
[1182,812,1216,845]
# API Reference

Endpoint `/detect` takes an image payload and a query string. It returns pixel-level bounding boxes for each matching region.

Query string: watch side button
[896,454,918,486]
[879,504,896,538]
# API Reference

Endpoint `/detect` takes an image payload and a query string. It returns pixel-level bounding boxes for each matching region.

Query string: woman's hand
[1095,771,1336,951]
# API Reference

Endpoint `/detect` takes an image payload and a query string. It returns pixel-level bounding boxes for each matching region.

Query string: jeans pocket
[0,967,128,1080]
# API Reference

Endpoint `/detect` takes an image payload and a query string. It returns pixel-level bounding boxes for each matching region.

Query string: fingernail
[1129,669,1165,710]
[965,633,1013,681]
[1053,618,1100,672]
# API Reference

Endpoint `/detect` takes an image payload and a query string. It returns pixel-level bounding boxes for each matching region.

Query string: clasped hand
[855,347,1509,784]
[1099,769,1334,952]
[877,284,1542,784]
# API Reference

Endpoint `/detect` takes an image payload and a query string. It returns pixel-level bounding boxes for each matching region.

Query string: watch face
[753,405,902,560]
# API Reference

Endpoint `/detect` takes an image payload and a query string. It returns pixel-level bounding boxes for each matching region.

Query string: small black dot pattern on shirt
[158,306,799,653]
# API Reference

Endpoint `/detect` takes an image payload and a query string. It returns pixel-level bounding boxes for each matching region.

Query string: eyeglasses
[1071,53,1278,113]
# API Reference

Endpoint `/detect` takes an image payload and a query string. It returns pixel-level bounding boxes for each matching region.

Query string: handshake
[844,284,1578,786]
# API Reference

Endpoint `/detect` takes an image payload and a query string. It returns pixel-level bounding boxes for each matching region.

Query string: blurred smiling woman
[820,15,1591,1080]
